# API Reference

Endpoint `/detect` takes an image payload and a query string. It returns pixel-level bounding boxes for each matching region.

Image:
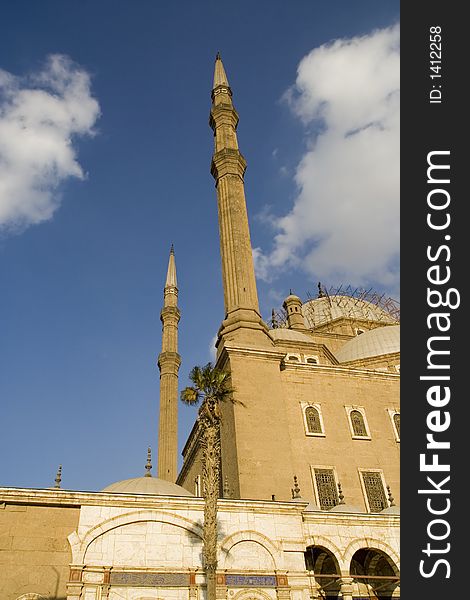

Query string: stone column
[66,583,83,600]
[215,573,228,600]
[189,569,198,600]
[66,566,84,599]
[338,577,354,600]
[276,573,292,600]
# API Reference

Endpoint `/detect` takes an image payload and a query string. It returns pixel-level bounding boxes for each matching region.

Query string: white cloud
[208,334,217,362]
[256,24,399,292]
[0,54,100,232]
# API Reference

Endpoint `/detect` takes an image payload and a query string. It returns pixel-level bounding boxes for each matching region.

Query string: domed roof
[302,295,397,329]
[335,325,400,363]
[270,328,313,344]
[283,293,302,304]
[102,476,193,496]
[329,503,363,513]
[380,505,400,515]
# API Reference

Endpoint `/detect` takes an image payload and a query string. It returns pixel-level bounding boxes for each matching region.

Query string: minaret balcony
[209,105,239,131]
[211,149,247,180]
[157,351,182,373]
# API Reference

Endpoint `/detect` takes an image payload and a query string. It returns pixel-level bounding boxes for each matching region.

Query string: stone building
[0,55,400,600]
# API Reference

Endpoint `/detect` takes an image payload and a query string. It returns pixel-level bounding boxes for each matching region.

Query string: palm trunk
[201,413,221,600]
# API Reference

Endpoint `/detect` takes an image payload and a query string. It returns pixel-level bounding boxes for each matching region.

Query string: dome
[102,476,193,496]
[302,295,397,329]
[380,505,400,515]
[329,503,363,513]
[303,500,321,512]
[283,293,302,304]
[270,328,313,344]
[335,325,400,363]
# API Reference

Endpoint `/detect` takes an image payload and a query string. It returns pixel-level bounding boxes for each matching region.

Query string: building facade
[177,56,400,513]
[0,55,400,600]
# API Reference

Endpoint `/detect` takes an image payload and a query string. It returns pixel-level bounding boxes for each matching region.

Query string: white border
[357,467,388,513]
[344,405,371,440]
[310,464,339,509]
[387,408,400,442]
[300,402,326,437]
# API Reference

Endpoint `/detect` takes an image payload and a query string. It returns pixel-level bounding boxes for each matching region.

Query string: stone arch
[232,589,275,600]
[220,530,281,570]
[304,542,342,597]
[342,538,400,572]
[68,509,203,564]
[15,595,46,600]
[348,544,400,598]
[303,535,343,569]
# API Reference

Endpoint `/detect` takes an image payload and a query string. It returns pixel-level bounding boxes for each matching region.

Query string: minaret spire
[166,244,177,287]
[157,245,181,482]
[213,52,229,88]
[209,54,270,346]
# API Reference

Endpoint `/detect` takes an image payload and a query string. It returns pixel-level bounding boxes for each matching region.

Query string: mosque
[0,55,400,600]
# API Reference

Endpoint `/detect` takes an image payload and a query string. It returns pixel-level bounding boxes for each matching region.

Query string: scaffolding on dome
[270,284,400,331]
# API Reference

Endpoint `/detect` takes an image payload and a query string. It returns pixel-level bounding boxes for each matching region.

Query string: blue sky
[0,0,399,491]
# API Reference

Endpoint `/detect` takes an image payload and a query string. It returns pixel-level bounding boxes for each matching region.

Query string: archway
[350,548,400,598]
[304,545,341,598]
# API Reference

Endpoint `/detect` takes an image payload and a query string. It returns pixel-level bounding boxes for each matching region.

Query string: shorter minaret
[157,245,181,482]
[283,292,307,331]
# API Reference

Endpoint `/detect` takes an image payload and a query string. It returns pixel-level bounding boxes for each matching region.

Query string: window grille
[362,471,388,512]
[305,407,322,434]
[350,410,368,437]
[393,413,400,438]
[314,468,338,509]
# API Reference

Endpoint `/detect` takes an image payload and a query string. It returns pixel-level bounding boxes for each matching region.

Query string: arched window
[305,406,322,434]
[287,354,300,361]
[393,413,400,438]
[305,356,319,364]
[350,410,367,437]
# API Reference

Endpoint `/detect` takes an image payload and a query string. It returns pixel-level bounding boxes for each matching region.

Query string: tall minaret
[157,245,181,482]
[210,54,270,345]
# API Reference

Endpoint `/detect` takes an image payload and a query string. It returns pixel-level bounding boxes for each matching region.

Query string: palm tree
[181,363,235,600]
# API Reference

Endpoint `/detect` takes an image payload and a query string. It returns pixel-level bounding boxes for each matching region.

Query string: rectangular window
[361,471,388,512]
[314,468,338,510]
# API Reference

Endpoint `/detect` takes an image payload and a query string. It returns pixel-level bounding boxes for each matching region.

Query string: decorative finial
[291,475,301,499]
[145,447,152,477]
[337,482,345,504]
[223,475,231,498]
[216,51,221,60]
[318,282,324,298]
[54,465,62,489]
[387,485,396,507]
[170,243,174,254]
[271,308,276,329]
[289,288,293,295]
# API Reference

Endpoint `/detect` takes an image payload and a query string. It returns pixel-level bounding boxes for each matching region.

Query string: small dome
[303,500,321,512]
[270,328,313,343]
[380,505,400,515]
[336,325,400,363]
[102,476,193,496]
[283,293,302,304]
[329,503,363,513]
